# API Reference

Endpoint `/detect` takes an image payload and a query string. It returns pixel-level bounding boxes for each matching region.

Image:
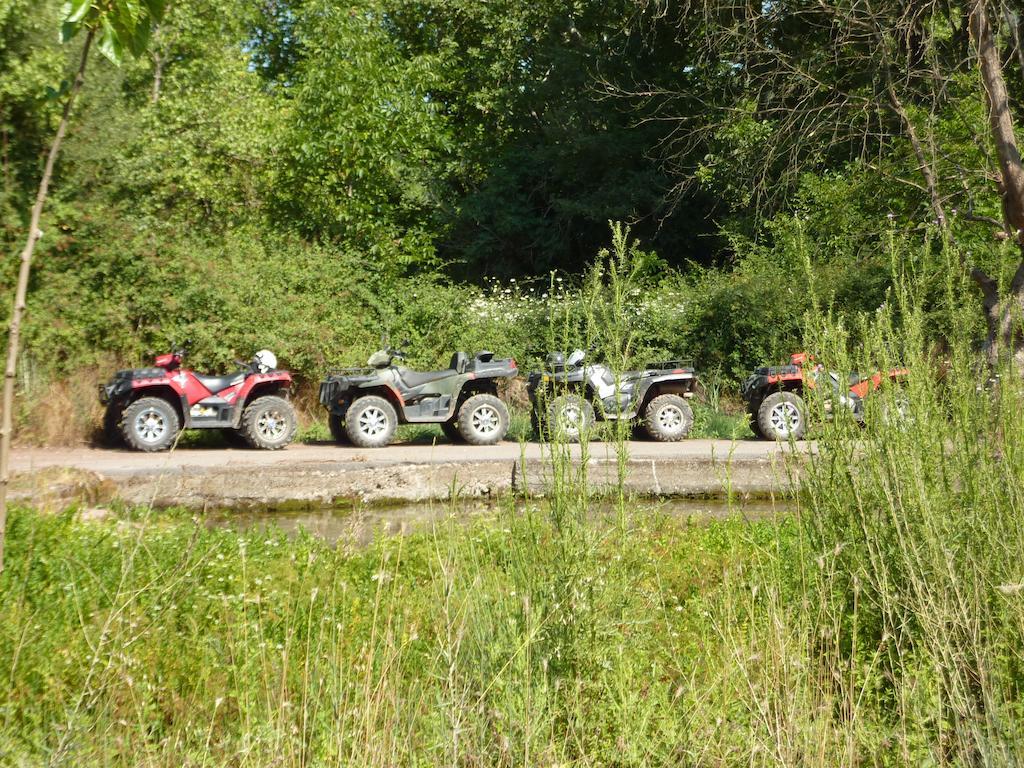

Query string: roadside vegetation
[3,221,1024,763]
[2,316,1023,764]
[2,1,1024,758]
[4,0,1023,445]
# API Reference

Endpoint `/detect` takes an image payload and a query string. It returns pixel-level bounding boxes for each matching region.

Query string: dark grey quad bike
[526,349,699,442]
[318,346,518,448]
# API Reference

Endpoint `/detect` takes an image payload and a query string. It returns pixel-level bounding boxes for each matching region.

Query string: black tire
[241,395,297,450]
[103,406,125,447]
[440,419,464,443]
[221,428,249,447]
[747,409,765,439]
[757,391,807,441]
[344,396,398,448]
[456,394,510,446]
[642,394,694,442]
[328,413,348,444]
[121,397,181,452]
[546,394,595,443]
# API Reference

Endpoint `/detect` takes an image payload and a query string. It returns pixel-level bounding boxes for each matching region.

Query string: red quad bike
[740,352,909,440]
[100,348,298,451]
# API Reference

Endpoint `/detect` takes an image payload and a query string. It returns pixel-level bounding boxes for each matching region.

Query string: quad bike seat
[196,373,245,393]
[398,368,457,388]
[598,369,644,386]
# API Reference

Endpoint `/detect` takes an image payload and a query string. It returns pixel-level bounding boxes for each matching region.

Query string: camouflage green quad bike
[318,345,518,448]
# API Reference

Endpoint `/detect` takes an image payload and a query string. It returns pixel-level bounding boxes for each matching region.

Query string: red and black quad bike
[740,352,909,441]
[100,348,298,451]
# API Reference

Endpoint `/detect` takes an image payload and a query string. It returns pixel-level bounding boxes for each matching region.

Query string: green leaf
[63,0,92,24]
[142,0,167,23]
[59,20,79,43]
[127,20,152,58]
[97,16,124,65]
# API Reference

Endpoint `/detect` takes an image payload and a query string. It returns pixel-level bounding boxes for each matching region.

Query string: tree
[0,0,166,573]
[633,0,1024,355]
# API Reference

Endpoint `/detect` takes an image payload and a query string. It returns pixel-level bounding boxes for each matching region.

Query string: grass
[0,501,795,766]
[3,237,1023,764]
[4,319,1023,764]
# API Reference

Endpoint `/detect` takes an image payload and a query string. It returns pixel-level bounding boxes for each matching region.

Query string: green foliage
[0,501,790,764]
[60,0,165,64]
[272,0,452,266]
[0,0,1019,445]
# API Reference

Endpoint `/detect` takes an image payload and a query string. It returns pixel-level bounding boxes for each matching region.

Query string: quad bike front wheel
[345,396,398,448]
[242,395,297,450]
[546,394,595,443]
[456,394,510,445]
[121,397,181,452]
[643,394,694,442]
[757,391,807,441]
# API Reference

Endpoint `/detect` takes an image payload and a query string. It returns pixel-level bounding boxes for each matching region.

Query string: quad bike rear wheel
[221,428,249,447]
[242,395,297,450]
[440,419,464,443]
[121,396,181,452]
[345,396,398,448]
[456,394,509,445]
[747,409,765,439]
[757,391,807,441]
[103,405,124,447]
[643,394,694,442]
[546,394,595,443]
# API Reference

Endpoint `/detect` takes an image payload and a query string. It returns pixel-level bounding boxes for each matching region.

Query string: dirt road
[9,439,808,509]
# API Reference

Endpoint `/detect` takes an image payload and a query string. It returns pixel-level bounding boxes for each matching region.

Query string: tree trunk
[1009,9,1024,87]
[151,51,164,104]
[970,0,1024,359]
[0,29,94,574]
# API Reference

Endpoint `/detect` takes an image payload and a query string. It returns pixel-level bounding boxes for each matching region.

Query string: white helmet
[254,349,277,373]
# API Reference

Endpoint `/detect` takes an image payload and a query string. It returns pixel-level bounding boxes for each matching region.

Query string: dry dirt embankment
[8,440,807,511]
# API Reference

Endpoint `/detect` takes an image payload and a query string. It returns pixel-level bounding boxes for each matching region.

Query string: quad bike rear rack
[642,359,695,372]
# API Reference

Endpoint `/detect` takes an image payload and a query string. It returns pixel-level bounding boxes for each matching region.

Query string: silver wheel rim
[471,405,500,435]
[558,403,583,436]
[134,408,167,443]
[256,408,288,440]
[769,402,801,437]
[358,406,389,437]
[884,398,910,425]
[657,404,684,431]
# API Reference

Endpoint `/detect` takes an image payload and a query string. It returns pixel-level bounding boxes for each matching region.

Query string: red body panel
[849,368,909,399]
[130,353,293,407]
[154,352,181,370]
[766,352,908,398]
